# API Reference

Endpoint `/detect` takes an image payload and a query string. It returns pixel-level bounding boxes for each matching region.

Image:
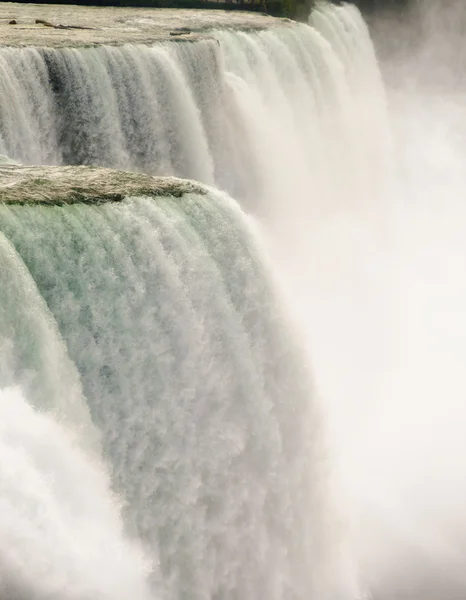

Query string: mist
[252,3,466,598]
[332,2,466,597]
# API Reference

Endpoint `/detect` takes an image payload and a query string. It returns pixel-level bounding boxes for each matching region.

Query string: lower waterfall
[0,185,342,600]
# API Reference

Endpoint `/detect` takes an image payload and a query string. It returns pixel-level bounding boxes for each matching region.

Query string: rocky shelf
[0,2,287,47]
[0,165,206,205]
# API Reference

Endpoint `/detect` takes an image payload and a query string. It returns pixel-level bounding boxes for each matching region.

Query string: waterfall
[0,7,388,212]
[0,2,394,599]
[0,185,337,599]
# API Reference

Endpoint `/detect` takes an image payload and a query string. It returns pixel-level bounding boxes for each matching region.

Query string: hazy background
[346,2,466,598]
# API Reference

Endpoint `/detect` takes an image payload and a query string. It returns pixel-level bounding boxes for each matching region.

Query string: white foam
[0,386,154,600]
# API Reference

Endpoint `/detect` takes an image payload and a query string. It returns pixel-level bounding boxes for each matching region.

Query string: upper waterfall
[0,1,388,218]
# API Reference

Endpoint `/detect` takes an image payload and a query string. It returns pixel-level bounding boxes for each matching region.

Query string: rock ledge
[0,3,285,48]
[0,165,205,205]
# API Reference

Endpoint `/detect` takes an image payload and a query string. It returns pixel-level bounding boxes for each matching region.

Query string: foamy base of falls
[0,386,153,600]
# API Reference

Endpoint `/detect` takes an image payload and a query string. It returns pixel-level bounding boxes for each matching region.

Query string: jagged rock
[35,18,95,30]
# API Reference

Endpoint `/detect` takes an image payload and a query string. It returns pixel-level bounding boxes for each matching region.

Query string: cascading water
[0,8,388,210]
[0,3,383,599]
[4,0,465,599]
[0,180,342,600]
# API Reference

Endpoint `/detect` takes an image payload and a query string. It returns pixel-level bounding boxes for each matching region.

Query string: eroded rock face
[0,164,205,205]
[0,3,284,48]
